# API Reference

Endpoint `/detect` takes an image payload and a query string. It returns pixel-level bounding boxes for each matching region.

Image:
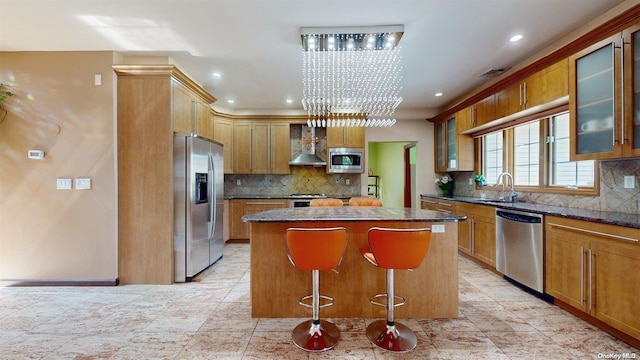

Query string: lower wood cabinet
[229,199,289,240]
[455,202,496,267]
[546,216,640,340]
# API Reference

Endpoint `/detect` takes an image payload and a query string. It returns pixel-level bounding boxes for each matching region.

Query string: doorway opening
[368,141,417,208]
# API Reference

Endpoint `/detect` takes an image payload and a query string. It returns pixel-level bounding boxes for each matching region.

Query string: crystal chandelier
[300,25,404,128]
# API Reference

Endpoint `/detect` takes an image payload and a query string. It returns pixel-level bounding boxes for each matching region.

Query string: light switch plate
[56,178,72,190]
[624,176,635,189]
[76,178,92,190]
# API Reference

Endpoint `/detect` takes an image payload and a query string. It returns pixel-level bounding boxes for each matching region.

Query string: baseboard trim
[0,279,119,287]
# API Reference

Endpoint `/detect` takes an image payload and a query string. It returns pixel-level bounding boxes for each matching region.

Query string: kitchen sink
[478,199,521,204]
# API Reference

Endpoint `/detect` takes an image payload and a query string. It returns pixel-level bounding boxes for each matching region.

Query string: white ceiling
[0,0,627,119]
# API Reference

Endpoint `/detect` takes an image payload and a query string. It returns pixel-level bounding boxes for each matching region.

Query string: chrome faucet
[496,172,518,202]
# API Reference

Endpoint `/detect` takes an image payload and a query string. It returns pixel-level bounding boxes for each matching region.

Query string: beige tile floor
[0,242,637,359]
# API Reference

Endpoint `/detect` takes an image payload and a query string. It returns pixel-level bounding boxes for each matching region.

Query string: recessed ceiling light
[435,92,443,97]
[227,99,235,104]
[286,98,293,104]
[212,72,221,78]
[510,34,524,42]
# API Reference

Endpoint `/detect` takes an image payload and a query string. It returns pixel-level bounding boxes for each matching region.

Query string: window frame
[476,109,599,196]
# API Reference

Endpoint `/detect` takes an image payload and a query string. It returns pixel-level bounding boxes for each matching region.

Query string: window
[513,122,540,186]
[549,112,595,187]
[478,110,596,193]
[482,131,503,185]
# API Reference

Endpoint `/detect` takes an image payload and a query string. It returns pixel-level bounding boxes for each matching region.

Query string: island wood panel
[250,220,458,319]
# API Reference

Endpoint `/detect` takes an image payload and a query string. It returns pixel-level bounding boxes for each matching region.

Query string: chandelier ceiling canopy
[300,25,404,128]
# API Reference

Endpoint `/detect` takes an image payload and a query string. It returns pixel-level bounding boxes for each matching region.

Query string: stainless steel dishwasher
[495,208,544,293]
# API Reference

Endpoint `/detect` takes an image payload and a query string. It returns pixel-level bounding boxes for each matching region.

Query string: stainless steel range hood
[289,126,327,167]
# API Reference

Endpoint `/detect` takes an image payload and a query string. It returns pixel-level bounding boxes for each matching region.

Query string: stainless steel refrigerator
[174,134,224,282]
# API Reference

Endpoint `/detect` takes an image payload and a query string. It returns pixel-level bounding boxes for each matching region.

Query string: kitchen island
[242,207,465,318]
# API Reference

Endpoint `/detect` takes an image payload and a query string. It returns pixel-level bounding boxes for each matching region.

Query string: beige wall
[0,52,117,281]
[364,119,436,208]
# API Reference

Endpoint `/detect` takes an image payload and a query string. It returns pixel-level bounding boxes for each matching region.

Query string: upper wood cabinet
[327,126,365,148]
[172,81,214,140]
[434,115,474,172]
[233,121,290,174]
[213,116,233,174]
[472,95,496,127]
[495,59,569,119]
[570,21,640,161]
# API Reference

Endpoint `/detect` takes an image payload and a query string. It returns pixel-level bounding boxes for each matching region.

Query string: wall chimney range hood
[289,126,327,167]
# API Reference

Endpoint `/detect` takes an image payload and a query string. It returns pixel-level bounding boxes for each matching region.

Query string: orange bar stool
[360,227,432,352]
[310,198,343,207]
[286,227,348,352]
[349,197,383,207]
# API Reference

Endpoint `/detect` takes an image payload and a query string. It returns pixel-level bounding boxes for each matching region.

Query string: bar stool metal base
[292,319,340,352]
[366,319,417,352]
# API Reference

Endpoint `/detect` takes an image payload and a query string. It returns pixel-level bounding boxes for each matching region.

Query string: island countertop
[242,206,466,223]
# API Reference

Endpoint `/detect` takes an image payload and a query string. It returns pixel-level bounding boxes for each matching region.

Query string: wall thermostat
[27,149,45,159]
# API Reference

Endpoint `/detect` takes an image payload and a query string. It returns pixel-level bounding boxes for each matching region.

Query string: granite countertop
[225,195,352,200]
[242,207,466,223]
[421,194,640,230]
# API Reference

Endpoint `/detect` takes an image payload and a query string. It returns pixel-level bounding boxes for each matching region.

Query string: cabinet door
[172,83,194,133]
[435,121,447,172]
[472,214,495,267]
[326,126,345,148]
[270,123,291,174]
[457,213,472,255]
[213,118,234,174]
[473,95,496,127]
[345,127,365,147]
[495,83,521,119]
[545,222,589,311]
[445,117,457,169]
[590,240,640,339]
[525,59,569,108]
[456,107,474,133]
[195,101,213,140]
[233,122,252,174]
[570,35,622,160]
[251,122,270,174]
[622,24,640,157]
[229,200,248,239]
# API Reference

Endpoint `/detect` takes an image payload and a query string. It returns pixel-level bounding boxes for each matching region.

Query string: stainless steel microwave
[328,148,363,173]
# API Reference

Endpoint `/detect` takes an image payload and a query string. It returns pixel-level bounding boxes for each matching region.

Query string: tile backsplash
[225,167,361,197]
[449,159,640,214]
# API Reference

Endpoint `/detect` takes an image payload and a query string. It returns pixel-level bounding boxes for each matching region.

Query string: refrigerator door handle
[209,154,216,237]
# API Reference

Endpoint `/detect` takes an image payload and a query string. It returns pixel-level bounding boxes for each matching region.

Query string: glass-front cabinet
[570,22,640,160]
[434,115,474,172]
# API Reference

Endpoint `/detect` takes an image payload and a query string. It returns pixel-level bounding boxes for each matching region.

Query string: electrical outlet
[56,178,72,190]
[624,176,635,189]
[431,224,445,233]
[346,178,351,185]
[76,178,92,190]
[236,179,241,186]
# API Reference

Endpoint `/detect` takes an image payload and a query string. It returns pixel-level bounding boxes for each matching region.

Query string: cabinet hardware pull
[580,246,585,307]
[470,219,475,253]
[523,82,527,106]
[518,83,522,107]
[620,34,626,144]
[548,222,639,243]
[436,202,452,207]
[588,248,593,312]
